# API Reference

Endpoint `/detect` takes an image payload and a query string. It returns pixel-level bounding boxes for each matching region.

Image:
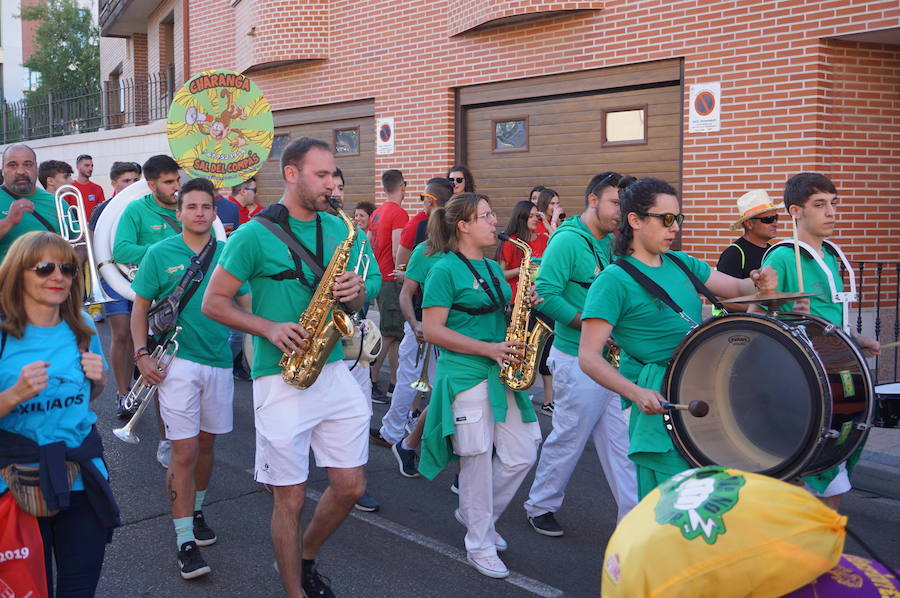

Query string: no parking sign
[376,117,395,155]
[689,82,721,133]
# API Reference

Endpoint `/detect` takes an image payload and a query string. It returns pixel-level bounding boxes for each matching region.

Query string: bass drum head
[663,315,827,480]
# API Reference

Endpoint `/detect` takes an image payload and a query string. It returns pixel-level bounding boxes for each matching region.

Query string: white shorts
[252,360,371,486]
[156,356,234,440]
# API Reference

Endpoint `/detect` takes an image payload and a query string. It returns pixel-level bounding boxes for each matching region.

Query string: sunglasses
[31,261,78,278]
[751,215,779,224]
[645,212,685,227]
[450,177,465,184]
[420,193,438,202]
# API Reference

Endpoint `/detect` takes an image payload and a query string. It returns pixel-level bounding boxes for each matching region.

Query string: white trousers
[454,381,541,558]
[524,347,638,522]
[380,321,435,444]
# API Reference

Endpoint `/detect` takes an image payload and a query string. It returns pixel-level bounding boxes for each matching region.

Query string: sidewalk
[856,427,900,500]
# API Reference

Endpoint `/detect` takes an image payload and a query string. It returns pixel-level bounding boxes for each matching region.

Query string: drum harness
[613,253,724,332]
[763,239,857,334]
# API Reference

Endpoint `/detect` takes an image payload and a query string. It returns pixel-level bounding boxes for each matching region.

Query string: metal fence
[0,65,175,144]
[849,261,899,384]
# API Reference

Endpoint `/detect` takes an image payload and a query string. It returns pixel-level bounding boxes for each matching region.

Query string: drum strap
[764,239,857,332]
[613,254,724,324]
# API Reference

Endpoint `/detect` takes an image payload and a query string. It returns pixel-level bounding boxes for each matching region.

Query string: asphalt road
[86,322,899,598]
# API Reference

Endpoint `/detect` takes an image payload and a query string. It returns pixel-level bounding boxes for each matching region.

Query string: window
[270,134,290,160]
[602,106,647,146]
[334,127,360,156]
[492,117,528,153]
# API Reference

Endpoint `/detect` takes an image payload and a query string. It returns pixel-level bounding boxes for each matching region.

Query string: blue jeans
[38,491,110,598]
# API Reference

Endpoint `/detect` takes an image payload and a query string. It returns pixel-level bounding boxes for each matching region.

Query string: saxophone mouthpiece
[497,232,510,241]
[326,195,342,211]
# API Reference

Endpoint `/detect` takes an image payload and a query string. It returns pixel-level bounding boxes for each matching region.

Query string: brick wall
[180,0,899,268]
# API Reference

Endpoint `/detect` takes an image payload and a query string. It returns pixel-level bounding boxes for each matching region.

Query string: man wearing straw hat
[715,190,781,313]
[761,172,879,509]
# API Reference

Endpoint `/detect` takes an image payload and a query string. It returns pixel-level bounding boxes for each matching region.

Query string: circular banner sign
[167,69,274,188]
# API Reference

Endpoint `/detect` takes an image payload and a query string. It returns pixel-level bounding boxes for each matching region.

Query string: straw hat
[730,190,784,231]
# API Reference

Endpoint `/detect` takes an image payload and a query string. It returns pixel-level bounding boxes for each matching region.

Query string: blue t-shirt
[0,313,108,493]
[215,196,241,233]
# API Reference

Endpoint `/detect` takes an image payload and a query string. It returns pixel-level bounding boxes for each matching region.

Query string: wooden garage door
[463,81,681,227]
[255,100,375,209]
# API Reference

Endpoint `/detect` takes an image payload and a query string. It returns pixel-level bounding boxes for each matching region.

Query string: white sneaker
[466,553,509,579]
[454,509,507,551]
[157,440,172,469]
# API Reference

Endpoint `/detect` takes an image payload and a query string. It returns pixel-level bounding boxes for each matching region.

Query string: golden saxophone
[279,196,357,389]
[497,233,553,390]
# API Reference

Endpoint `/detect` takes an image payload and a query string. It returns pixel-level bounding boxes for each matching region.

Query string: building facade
[98,0,900,268]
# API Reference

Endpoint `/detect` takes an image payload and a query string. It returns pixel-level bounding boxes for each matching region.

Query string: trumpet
[410,342,433,393]
[55,184,111,306]
[113,327,182,444]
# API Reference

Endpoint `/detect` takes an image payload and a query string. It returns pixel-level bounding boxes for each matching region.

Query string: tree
[20,0,100,97]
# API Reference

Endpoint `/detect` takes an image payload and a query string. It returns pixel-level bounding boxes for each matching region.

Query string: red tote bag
[0,492,47,598]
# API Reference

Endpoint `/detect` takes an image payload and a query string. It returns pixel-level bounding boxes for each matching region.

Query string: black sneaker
[391,439,420,478]
[115,394,136,420]
[302,561,335,598]
[369,427,391,448]
[528,512,564,537]
[450,473,459,495]
[177,541,211,579]
[371,383,390,404]
[193,510,217,546]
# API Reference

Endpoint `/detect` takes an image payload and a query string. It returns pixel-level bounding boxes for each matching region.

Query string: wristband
[134,349,151,362]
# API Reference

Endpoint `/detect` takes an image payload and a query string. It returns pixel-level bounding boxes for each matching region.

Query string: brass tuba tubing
[113,327,182,444]
[54,184,112,306]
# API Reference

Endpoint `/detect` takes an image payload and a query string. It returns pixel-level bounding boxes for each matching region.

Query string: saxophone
[497,233,553,390]
[279,196,358,389]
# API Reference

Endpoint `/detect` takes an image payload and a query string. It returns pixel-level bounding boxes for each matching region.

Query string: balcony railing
[0,65,176,143]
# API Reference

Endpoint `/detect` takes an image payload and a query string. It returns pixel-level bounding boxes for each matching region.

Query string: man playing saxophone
[202,137,380,598]
[130,178,250,580]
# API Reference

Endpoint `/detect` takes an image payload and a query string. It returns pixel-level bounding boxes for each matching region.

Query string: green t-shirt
[132,236,249,368]
[405,242,445,284]
[582,251,711,385]
[421,253,511,368]
[535,215,613,356]
[761,243,844,327]
[0,186,60,263]
[218,211,381,378]
[113,193,180,266]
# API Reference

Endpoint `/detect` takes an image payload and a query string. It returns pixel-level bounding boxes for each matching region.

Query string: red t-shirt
[498,233,549,302]
[70,180,106,220]
[369,201,409,280]
[237,201,263,224]
[400,210,428,250]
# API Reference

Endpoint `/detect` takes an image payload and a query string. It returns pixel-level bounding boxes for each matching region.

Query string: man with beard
[523,172,638,535]
[0,144,59,263]
[203,137,380,598]
[112,155,182,467]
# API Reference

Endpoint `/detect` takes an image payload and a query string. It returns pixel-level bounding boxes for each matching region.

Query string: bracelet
[133,349,151,362]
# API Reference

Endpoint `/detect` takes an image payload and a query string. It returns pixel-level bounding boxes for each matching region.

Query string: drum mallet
[661,400,710,417]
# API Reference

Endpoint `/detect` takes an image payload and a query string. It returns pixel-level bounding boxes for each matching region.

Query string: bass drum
[662,313,873,480]
[93,179,227,301]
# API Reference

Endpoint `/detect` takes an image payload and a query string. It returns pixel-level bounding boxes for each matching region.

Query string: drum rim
[663,313,829,480]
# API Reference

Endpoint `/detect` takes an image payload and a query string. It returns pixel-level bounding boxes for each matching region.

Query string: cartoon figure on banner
[167,69,274,188]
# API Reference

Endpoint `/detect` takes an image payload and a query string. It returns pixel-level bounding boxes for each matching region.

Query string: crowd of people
[0,138,881,597]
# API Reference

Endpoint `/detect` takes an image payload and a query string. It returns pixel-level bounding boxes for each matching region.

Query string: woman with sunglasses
[535,188,564,235]
[419,193,541,579]
[577,178,777,500]
[0,231,119,597]
[496,200,554,415]
[446,165,476,195]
